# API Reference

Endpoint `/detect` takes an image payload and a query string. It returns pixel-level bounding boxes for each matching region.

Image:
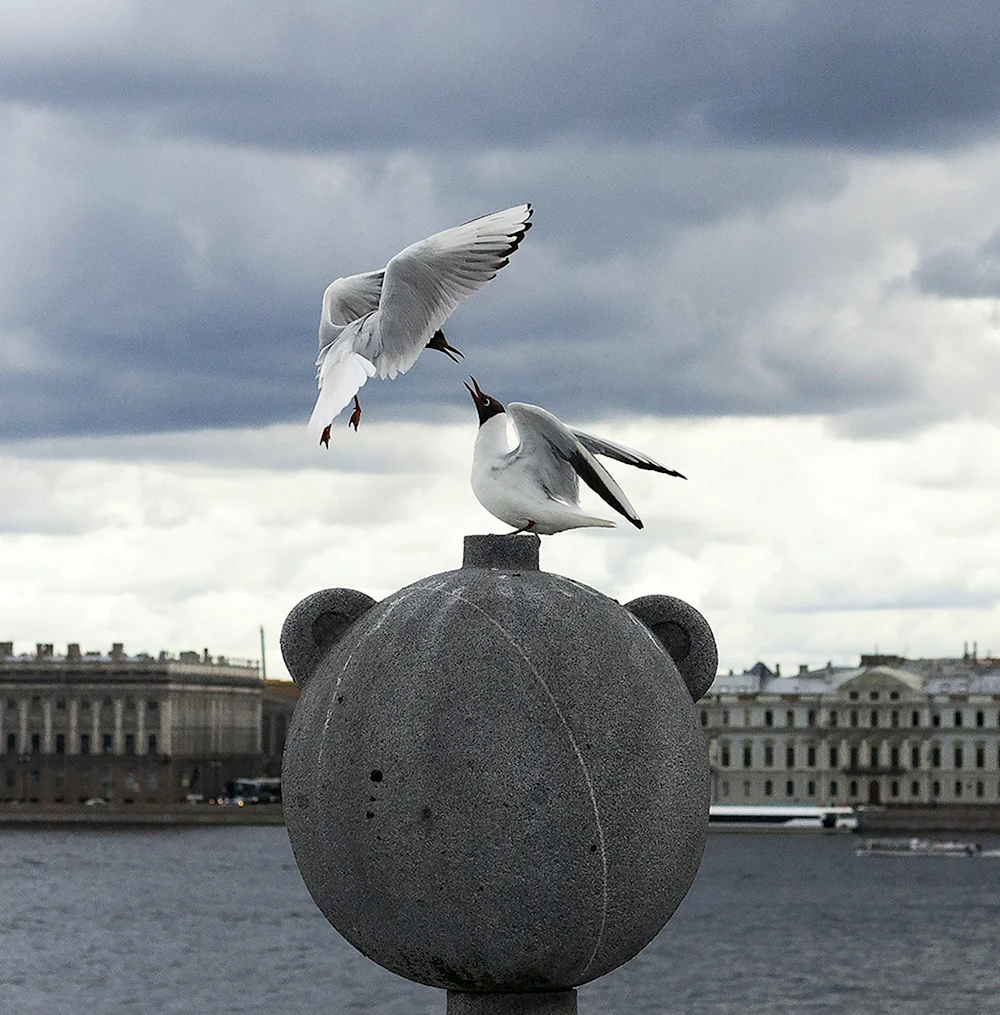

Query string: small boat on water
[856,837,982,857]
[709,805,858,832]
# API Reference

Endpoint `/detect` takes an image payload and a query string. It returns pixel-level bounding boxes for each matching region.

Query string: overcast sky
[2,1,998,678]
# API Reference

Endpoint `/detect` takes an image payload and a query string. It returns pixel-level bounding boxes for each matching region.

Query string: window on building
[56,699,66,711]
[912,711,920,727]
[830,779,839,798]
[764,780,773,796]
[743,709,751,726]
[954,711,963,728]
[870,710,879,728]
[764,710,773,727]
[80,699,90,711]
[976,711,984,728]
[742,743,752,768]
[124,733,135,756]
[807,745,816,767]
[102,733,113,754]
[932,780,941,798]
[850,746,859,768]
[849,780,858,797]
[786,710,794,728]
[829,710,839,727]
[700,710,708,726]
[5,733,15,752]
[976,745,985,769]
[829,746,839,767]
[785,780,794,797]
[955,746,964,770]
[889,691,900,701]
[850,711,859,727]
[148,700,159,711]
[764,743,774,766]
[125,699,135,712]
[976,781,985,798]
[911,745,921,768]
[743,780,751,798]
[722,710,729,726]
[891,711,899,728]
[849,691,859,701]
[870,691,879,701]
[720,780,730,797]
[30,733,40,753]
[890,746,899,768]
[869,745,879,767]
[805,780,815,796]
[5,699,15,710]
[786,745,795,768]
[955,780,963,797]
[30,696,40,708]
[720,742,731,767]
[80,734,90,755]
[931,745,941,767]
[911,780,920,797]
[55,734,65,755]
[807,710,816,727]
[891,780,899,798]
[148,734,158,754]
[932,713,941,727]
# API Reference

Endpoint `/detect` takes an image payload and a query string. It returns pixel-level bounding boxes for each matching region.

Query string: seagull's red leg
[508,520,536,535]
[348,395,362,432]
[319,424,331,448]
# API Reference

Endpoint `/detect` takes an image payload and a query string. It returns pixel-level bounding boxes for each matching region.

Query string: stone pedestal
[281,535,715,1007]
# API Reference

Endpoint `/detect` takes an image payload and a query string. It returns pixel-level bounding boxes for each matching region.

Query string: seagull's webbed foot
[508,520,536,535]
[319,425,331,449]
[426,329,464,364]
[348,395,362,432]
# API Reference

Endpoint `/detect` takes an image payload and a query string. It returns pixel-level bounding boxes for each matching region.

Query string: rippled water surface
[2,827,998,1014]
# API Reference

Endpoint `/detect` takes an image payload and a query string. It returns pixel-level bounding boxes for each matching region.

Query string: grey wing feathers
[509,403,643,528]
[572,429,687,479]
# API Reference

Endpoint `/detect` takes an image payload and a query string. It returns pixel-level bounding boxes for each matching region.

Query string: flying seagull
[309,204,533,446]
[464,377,686,535]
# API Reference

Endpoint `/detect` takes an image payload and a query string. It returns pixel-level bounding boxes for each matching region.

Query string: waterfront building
[702,651,1000,807]
[0,640,270,804]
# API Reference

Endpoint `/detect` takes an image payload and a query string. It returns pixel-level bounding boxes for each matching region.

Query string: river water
[1,827,998,1014]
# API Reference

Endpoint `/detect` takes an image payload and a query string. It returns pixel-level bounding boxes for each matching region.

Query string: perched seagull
[465,377,686,535]
[309,204,533,446]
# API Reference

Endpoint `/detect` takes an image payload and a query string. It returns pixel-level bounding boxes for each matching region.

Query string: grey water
[1,828,998,1015]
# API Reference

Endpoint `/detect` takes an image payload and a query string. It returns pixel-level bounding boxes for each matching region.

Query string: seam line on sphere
[433,585,610,976]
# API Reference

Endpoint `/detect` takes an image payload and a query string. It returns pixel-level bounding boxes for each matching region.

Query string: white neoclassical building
[702,652,1000,807]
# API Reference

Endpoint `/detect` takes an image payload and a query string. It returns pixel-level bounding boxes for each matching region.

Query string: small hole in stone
[365,811,374,819]
[370,769,383,782]
[369,796,376,802]
[589,844,597,853]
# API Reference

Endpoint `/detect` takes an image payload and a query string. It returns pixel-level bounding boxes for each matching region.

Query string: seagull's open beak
[464,375,487,409]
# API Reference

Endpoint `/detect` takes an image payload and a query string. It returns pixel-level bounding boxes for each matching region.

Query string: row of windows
[715,741,997,770]
[702,708,996,729]
[718,778,997,800]
[4,697,160,713]
[4,732,158,755]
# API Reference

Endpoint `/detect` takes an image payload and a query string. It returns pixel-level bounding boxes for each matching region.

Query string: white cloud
[2,415,997,679]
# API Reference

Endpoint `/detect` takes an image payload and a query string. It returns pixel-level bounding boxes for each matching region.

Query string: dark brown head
[464,376,506,427]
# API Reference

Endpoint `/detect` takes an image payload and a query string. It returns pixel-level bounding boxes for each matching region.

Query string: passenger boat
[856,837,982,857]
[709,805,858,831]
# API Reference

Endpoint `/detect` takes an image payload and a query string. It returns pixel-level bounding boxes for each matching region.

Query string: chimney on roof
[36,643,53,658]
[203,647,211,663]
[973,641,978,661]
[798,664,808,675]
[0,642,12,657]
[963,641,969,660]
[775,663,781,677]
[67,643,82,662]
[111,643,124,661]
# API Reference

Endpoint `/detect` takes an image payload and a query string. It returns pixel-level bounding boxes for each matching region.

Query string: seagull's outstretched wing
[318,270,385,350]
[367,204,533,379]
[509,402,643,528]
[572,429,687,479]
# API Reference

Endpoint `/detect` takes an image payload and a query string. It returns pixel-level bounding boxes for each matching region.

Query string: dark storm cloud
[4,2,1000,153]
[912,232,1000,298]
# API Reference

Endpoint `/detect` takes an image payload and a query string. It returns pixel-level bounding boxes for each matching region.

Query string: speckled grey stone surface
[624,595,719,702]
[447,990,576,1014]
[281,536,713,992]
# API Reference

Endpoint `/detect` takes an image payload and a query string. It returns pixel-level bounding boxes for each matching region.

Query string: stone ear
[624,595,718,702]
[280,588,376,688]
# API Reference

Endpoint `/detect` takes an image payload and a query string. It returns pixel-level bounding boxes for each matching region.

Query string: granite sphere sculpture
[281,534,715,993]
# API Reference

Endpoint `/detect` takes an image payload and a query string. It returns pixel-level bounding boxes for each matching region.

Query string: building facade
[702,653,1000,807]
[0,641,269,804]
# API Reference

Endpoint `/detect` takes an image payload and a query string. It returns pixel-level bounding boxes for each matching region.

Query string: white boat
[856,837,981,857]
[709,804,858,832]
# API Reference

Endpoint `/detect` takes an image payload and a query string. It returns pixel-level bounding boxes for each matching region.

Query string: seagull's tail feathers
[309,346,377,440]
